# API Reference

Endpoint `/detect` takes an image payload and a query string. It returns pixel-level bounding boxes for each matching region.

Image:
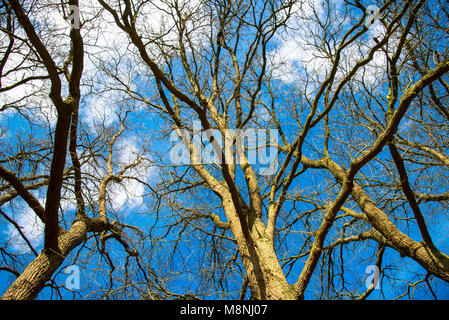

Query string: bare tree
[95,0,449,300]
[1,0,449,300]
[0,0,154,299]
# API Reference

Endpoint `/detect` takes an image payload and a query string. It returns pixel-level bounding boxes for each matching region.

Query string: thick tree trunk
[252,238,297,300]
[1,221,87,300]
[1,251,66,300]
[236,238,296,300]
[222,195,296,300]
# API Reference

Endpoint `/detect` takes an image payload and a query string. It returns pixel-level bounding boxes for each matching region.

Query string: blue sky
[1,0,449,300]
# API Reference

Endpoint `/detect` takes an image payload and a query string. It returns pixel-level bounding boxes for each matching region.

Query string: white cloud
[4,209,44,254]
[109,178,146,212]
[83,93,118,128]
[108,136,154,213]
[1,0,210,130]
[118,136,140,164]
[79,134,155,215]
[269,0,341,84]
[3,198,74,255]
[269,0,388,88]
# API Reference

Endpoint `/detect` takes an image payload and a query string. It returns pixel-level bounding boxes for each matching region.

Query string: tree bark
[222,195,296,300]
[0,217,110,300]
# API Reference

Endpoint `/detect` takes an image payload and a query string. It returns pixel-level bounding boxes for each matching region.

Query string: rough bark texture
[222,195,296,300]
[304,156,449,285]
[1,221,87,300]
[1,215,111,300]
[3,0,449,301]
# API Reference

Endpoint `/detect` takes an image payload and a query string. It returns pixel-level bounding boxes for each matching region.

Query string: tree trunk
[236,238,296,300]
[223,195,296,300]
[1,221,87,300]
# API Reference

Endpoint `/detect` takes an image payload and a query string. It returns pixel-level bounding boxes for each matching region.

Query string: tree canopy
[1,0,449,300]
